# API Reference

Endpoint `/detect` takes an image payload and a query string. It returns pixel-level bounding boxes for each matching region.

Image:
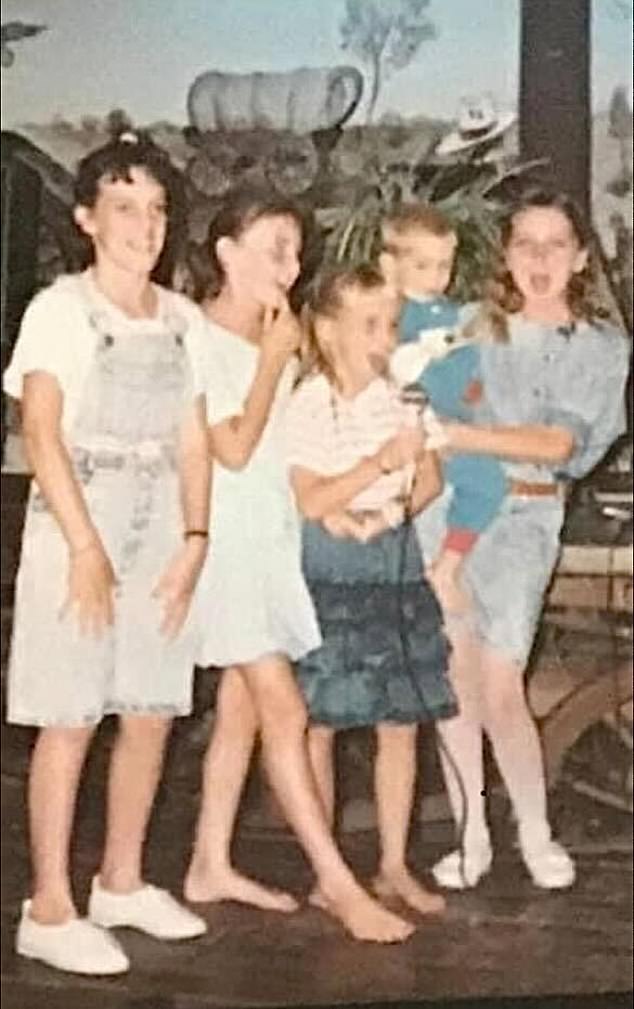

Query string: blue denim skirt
[297,521,456,729]
[415,489,565,667]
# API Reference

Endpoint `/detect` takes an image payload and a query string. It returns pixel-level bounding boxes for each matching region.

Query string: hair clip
[119,131,139,145]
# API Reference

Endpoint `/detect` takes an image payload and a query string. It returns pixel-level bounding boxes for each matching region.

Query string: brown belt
[508,479,563,497]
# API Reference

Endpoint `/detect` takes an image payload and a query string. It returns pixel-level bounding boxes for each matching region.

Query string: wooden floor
[1,713,632,1009]
[1,473,631,1008]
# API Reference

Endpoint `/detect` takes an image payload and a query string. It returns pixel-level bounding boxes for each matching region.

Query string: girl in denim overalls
[414,190,629,891]
[4,133,210,975]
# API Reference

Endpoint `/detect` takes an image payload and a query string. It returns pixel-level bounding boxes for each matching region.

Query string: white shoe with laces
[88,877,207,940]
[520,838,576,889]
[431,845,493,889]
[16,901,129,975]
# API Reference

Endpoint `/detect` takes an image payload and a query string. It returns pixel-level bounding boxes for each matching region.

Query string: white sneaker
[16,901,129,975]
[520,838,576,889]
[432,846,493,889]
[88,878,207,940]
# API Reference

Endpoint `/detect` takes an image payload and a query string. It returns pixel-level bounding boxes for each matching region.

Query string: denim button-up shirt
[473,315,630,483]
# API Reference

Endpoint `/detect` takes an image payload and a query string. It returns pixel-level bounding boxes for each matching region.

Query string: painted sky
[1,0,632,128]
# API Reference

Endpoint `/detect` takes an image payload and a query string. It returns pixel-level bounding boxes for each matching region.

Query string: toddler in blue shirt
[380,204,507,610]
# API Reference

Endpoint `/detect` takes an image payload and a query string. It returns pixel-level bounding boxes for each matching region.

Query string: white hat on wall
[436,94,516,156]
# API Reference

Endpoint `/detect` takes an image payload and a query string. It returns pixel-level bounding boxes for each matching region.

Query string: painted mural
[1,0,632,472]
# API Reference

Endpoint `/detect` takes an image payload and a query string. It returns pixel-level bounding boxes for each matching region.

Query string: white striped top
[285,372,415,513]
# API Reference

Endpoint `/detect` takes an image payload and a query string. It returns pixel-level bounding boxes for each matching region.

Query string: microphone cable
[395,384,471,889]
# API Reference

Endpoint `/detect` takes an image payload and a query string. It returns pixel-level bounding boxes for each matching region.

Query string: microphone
[399,384,448,450]
[399,382,428,414]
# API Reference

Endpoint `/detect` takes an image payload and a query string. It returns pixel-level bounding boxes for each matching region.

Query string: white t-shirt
[285,372,415,513]
[3,272,208,436]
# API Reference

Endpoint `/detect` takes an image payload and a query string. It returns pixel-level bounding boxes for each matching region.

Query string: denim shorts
[415,488,564,667]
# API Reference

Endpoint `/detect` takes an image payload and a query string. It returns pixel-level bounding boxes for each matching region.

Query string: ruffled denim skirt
[297,521,456,729]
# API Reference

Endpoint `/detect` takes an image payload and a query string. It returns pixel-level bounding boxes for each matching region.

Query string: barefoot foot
[317,882,415,943]
[183,866,298,912]
[307,887,328,910]
[373,868,446,916]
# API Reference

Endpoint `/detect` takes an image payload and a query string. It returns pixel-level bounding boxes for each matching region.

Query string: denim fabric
[414,316,629,667]
[8,288,200,727]
[297,521,455,728]
[475,317,629,483]
[398,297,507,539]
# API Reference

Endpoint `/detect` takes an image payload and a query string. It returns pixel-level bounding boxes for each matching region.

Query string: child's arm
[291,457,384,521]
[290,426,424,521]
[409,450,443,515]
[153,395,211,639]
[21,372,115,636]
[322,509,370,540]
[209,302,300,470]
[443,421,574,464]
[178,395,212,536]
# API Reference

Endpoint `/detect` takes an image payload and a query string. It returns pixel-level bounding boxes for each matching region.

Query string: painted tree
[1,22,47,68]
[339,0,437,124]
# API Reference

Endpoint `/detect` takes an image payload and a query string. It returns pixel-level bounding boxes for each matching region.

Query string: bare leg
[306,724,336,909]
[307,724,336,827]
[428,548,471,614]
[479,644,550,848]
[98,714,172,893]
[28,725,95,924]
[241,656,415,943]
[184,668,297,911]
[373,724,445,915]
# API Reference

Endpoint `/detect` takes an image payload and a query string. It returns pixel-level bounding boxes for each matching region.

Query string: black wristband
[184,530,209,540]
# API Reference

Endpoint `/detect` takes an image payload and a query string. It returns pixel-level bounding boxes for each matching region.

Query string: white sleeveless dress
[196,321,321,667]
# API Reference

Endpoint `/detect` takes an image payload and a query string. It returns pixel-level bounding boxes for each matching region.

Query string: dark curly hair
[466,189,607,343]
[74,128,185,281]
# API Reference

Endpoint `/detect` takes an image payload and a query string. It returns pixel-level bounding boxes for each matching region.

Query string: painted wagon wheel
[185,152,233,199]
[539,659,633,811]
[263,134,319,196]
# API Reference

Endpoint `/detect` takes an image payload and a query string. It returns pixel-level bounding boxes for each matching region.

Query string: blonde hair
[300,263,388,381]
[381,202,456,255]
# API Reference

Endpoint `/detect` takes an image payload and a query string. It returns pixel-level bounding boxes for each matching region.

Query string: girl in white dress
[184,187,414,943]
[3,132,210,975]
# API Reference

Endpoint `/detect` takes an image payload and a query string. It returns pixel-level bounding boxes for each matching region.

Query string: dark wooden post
[1,136,43,459]
[519,0,591,214]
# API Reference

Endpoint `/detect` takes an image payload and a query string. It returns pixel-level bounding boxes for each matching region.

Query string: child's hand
[322,510,368,540]
[376,426,426,473]
[357,511,392,541]
[61,542,116,638]
[421,405,449,451]
[152,538,208,639]
[260,298,302,366]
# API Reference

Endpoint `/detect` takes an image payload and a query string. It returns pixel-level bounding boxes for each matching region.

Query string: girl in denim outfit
[3,132,210,975]
[286,264,455,916]
[415,190,630,891]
